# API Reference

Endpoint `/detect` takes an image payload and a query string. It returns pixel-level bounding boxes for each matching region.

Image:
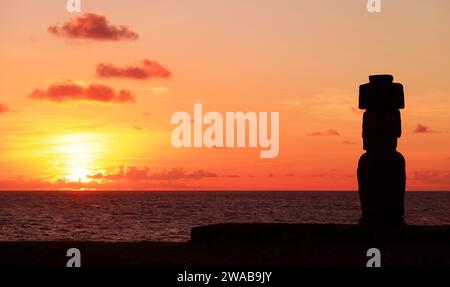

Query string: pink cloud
[0,103,11,114]
[48,13,138,41]
[413,123,435,134]
[96,59,172,80]
[28,81,135,104]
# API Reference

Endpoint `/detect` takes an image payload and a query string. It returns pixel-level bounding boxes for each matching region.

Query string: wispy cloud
[308,129,340,136]
[48,13,138,41]
[411,170,450,184]
[87,166,218,181]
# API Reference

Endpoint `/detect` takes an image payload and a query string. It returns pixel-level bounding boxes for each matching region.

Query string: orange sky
[0,0,449,191]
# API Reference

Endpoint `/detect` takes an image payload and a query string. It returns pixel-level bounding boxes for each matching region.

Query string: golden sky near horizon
[0,0,449,190]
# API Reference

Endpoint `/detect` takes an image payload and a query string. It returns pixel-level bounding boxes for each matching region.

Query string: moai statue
[357,75,406,225]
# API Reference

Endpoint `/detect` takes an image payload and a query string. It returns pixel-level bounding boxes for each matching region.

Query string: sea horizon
[1,191,448,242]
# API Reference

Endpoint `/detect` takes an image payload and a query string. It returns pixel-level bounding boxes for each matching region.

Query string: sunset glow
[0,0,449,191]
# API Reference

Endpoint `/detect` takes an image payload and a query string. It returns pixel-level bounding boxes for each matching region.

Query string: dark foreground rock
[0,223,449,267]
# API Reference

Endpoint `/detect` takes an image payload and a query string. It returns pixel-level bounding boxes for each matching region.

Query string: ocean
[0,191,448,242]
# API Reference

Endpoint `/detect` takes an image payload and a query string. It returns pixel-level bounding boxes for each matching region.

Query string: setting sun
[51,133,105,182]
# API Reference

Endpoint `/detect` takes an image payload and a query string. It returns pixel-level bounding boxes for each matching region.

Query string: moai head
[359,75,404,110]
[359,75,405,151]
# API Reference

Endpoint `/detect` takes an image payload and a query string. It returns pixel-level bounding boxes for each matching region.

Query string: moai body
[357,75,406,225]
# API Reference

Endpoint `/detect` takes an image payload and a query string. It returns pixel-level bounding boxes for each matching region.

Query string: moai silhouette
[357,75,406,225]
